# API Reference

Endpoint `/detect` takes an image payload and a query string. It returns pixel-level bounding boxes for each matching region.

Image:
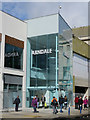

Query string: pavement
[0,107,90,119]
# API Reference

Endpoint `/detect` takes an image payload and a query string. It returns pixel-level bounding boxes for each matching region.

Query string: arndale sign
[32,48,52,55]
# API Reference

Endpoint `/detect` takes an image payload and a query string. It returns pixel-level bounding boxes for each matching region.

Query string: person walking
[74,96,79,109]
[59,95,64,113]
[78,96,83,110]
[13,96,20,112]
[36,95,40,108]
[41,95,46,107]
[64,95,67,109]
[32,97,39,113]
[83,96,88,110]
[51,96,58,114]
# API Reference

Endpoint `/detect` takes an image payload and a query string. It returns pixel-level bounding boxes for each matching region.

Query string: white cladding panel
[0,11,27,41]
[0,42,1,67]
[73,53,88,87]
[0,11,2,33]
[27,14,58,37]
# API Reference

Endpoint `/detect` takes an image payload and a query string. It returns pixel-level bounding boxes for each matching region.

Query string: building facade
[0,11,73,110]
[72,27,90,99]
[26,14,73,107]
[0,11,27,110]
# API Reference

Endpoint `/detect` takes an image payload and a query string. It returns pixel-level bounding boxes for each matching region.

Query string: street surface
[0,107,90,120]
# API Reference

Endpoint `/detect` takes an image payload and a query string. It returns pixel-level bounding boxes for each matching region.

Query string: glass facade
[58,15,73,104]
[30,34,57,87]
[5,43,23,69]
[26,14,73,107]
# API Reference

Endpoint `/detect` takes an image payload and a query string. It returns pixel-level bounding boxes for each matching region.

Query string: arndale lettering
[32,49,52,55]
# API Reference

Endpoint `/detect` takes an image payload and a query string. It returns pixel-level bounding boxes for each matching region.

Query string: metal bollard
[80,105,82,114]
[68,105,70,115]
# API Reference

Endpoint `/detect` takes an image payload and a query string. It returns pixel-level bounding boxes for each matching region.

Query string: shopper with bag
[51,96,58,114]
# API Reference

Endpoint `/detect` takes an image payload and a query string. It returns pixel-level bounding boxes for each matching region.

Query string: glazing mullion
[36,37,38,87]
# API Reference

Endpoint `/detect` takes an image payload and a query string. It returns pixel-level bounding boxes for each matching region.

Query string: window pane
[30,34,57,87]
[9,84,17,91]
[5,43,23,69]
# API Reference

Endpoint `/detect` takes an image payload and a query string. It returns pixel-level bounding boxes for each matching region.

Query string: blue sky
[1,1,89,28]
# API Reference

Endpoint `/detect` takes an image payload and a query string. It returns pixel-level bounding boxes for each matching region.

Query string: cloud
[2,2,29,20]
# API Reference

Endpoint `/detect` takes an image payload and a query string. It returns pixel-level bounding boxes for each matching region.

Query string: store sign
[32,48,52,55]
[5,52,19,57]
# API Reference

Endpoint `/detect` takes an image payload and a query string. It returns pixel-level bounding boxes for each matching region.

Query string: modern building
[72,26,90,45]
[0,11,27,110]
[72,27,90,98]
[26,13,73,107]
[1,10,89,110]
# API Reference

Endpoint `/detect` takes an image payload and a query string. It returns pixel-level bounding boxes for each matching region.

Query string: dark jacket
[37,98,39,102]
[59,96,64,105]
[41,97,46,102]
[51,98,58,106]
[14,98,20,105]
[78,98,83,105]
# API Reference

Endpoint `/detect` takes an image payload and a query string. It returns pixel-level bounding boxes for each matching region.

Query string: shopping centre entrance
[28,88,56,107]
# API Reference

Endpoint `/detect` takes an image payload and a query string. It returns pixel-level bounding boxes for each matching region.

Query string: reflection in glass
[30,34,57,87]
[58,14,73,104]
[5,43,23,69]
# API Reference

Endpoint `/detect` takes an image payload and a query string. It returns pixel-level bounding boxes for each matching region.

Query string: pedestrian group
[13,95,90,114]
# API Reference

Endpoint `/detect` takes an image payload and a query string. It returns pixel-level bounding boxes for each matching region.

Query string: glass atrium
[26,14,73,107]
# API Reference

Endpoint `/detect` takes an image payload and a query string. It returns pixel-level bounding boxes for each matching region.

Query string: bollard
[68,105,70,115]
[80,105,82,114]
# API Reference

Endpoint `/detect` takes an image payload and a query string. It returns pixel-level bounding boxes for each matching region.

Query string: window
[18,85,22,90]
[9,84,17,91]
[30,34,57,87]
[4,84,8,90]
[5,43,23,69]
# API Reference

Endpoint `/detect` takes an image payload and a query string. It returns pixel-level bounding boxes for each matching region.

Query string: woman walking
[32,97,39,113]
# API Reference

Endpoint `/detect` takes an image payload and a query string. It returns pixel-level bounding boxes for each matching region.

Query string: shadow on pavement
[1,114,90,120]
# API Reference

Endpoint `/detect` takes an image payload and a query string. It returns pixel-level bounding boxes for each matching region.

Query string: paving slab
[0,107,89,119]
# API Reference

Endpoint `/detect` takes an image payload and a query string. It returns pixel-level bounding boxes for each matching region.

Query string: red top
[75,97,79,103]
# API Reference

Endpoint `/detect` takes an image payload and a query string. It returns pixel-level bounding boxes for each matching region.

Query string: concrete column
[22,76,26,109]
[26,39,31,107]
[0,73,3,111]
[22,31,27,109]
[0,33,5,110]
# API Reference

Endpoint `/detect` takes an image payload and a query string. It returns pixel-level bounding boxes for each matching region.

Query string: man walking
[59,95,64,113]
[51,96,58,114]
[13,96,20,112]
[78,96,83,110]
